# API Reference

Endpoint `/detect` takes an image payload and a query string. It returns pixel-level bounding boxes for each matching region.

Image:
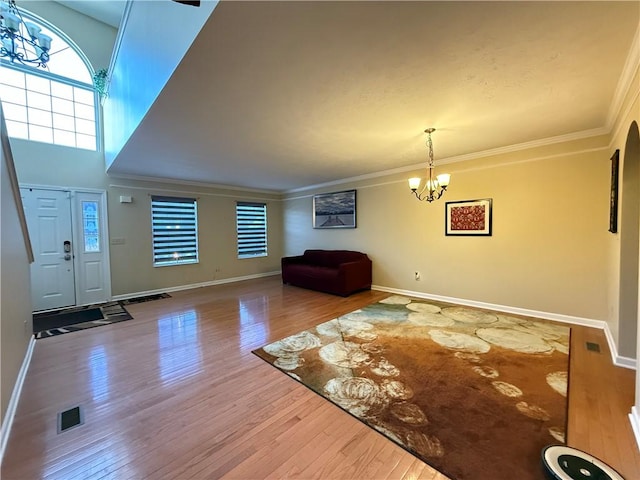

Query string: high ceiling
[56,0,126,28]
[105,1,639,192]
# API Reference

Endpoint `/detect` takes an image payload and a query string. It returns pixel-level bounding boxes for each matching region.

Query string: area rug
[119,292,171,305]
[34,301,132,339]
[253,295,570,480]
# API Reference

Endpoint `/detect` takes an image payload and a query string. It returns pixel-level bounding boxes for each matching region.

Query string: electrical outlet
[415,271,421,281]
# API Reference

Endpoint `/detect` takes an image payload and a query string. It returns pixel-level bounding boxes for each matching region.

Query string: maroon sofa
[281,249,372,296]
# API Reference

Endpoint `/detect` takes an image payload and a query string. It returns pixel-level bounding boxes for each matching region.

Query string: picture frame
[609,149,620,234]
[313,189,357,229]
[445,198,493,236]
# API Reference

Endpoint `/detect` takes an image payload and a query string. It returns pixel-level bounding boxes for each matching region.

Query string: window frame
[151,196,199,267]
[0,6,100,151]
[236,202,268,259]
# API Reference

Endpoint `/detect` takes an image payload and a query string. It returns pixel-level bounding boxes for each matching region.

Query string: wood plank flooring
[1,276,638,479]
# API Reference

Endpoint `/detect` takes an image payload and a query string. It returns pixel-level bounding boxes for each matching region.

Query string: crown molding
[435,127,608,167]
[287,24,639,196]
[285,126,608,194]
[606,24,640,132]
[285,162,420,194]
[106,172,279,196]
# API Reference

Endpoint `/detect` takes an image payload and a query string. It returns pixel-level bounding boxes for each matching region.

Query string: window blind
[151,196,198,266]
[236,202,267,258]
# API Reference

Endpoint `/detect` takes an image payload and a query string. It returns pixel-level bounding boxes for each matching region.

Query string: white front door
[21,188,76,311]
[74,191,110,305]
[21,187,111,311]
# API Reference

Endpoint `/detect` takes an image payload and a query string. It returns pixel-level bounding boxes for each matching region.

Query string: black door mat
[34,301,132,339]
[34,307,104,332]
[119,293,171,305]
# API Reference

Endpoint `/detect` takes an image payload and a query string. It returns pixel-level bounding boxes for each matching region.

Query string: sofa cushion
[282,249,372,296]
[284,263,339,281]
[303,249,366,268]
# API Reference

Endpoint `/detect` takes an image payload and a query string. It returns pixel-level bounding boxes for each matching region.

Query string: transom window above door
[0,5,98,150]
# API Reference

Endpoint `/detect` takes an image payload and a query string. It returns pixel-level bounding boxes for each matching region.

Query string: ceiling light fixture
[408,128,450,202]
[1,0,52,68]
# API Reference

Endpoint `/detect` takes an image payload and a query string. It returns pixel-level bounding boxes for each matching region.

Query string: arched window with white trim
[0,5,98,150]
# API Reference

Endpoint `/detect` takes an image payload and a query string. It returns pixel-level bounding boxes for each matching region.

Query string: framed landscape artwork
[445,198,493,236]
[313,189,356,229]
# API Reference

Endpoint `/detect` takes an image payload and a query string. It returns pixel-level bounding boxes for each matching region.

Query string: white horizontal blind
[151,196,198,266]
[236,202,267,259]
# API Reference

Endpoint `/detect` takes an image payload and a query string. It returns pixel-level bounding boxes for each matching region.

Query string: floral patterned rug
[253,295,570,480]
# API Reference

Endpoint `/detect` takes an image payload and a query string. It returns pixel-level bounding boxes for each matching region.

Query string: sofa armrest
[281,255,305,267]
[338,258,372,291]
[338,259,371,273]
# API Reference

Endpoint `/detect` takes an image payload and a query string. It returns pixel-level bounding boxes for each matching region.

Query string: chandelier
[1,0,52,68]
[408,128,451,202]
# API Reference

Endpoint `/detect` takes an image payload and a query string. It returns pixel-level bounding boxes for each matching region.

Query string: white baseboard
[630,406,640,451]
[615,356,638,369]
[372,285,637,370]
[111,271,281,302]
[603,322,638,370]
[0,335,35,464]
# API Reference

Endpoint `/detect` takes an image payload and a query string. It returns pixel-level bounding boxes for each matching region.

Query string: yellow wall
[284,135,611,321]
[607,66,640,360]
[106,180,282,296]
[8,3,283,298]
[24,1,115,71]
[603,64,639,413]
[11,139,284,298]
[1,134,33,427]
[9,0,640,418]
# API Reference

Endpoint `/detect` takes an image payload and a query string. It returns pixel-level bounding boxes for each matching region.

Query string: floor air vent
[58,405,83,433]
[585,342,601,353]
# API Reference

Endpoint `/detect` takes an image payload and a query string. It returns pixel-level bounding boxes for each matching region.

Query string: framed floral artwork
[445,198,493,236]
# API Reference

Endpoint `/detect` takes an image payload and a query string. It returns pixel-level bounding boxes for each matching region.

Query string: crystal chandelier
[408,128,451,202]
[1,0,52,68]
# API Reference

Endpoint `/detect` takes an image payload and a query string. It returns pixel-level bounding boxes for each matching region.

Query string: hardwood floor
[2,276,638,479]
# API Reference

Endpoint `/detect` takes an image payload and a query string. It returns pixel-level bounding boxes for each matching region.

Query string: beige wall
[12,138,284,298]
[0,0,112,436]
[107,180,282,296]
[12,139,108,190]
[9,3,283,298]
[24,1,116,71]
[7,0,640,438]
[284,135,611,321]
[104,0,217,167]
[607,67,640,360]
[603,64,640,414]
[1,137,33,427]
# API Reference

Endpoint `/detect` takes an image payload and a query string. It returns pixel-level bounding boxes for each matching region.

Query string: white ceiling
[104,1,639,193]
[55,0,126,28]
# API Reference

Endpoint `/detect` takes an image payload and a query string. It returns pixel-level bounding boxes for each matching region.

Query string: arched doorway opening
[619,121,640,359]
